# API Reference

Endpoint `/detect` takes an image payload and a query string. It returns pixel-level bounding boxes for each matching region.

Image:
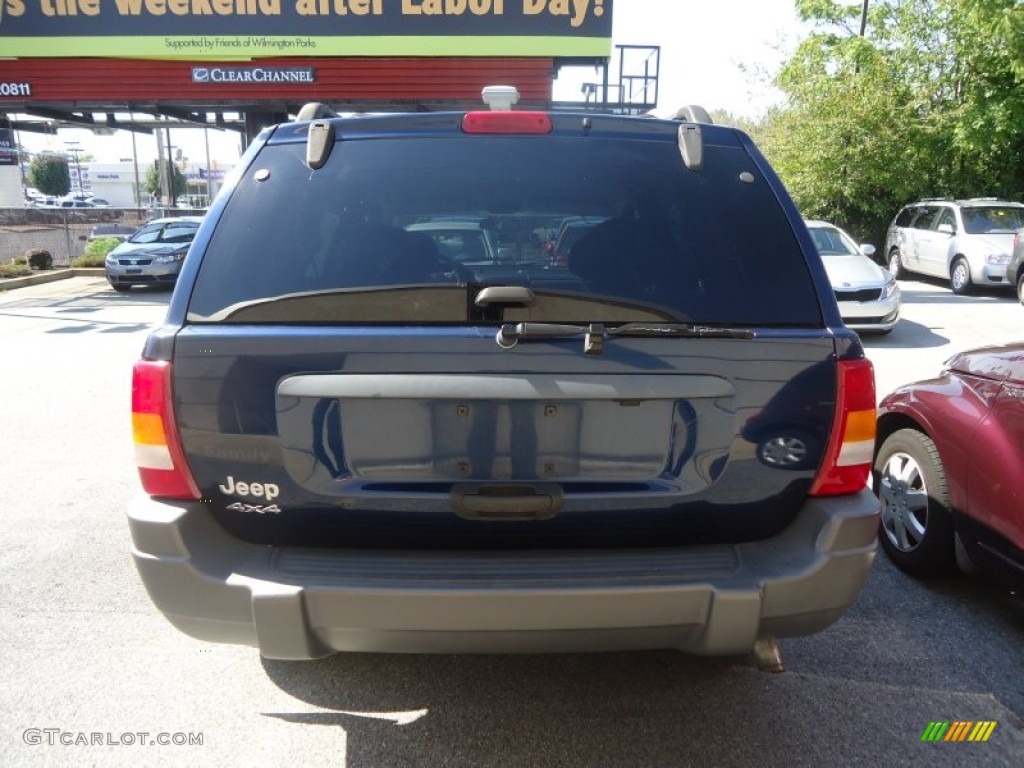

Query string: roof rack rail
[671,105,713,124]
[295,102,338,122]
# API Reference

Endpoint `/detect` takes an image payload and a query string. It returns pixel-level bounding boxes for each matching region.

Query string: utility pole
[155,119,169,208]
[203,126,212,205]
[165,124,175,205]
[130,124,141,208]
[854,0,870,75]
[842,0,870,225]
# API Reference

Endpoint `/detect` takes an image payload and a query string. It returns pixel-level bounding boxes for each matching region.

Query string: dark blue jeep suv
[127,97,878,660]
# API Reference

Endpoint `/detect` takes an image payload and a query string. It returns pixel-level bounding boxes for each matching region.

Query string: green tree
[708,109,765,144]
[964,0,1024,80]
[760,7,918,244]
[143,160,188,201]
[760,0,1024,246]
[27,152,70,197]
[869,0,1024,197]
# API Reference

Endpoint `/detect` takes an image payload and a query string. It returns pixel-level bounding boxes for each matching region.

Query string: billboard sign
[0,0,614,58]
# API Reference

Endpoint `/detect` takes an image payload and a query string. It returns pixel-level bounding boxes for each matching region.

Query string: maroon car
[874,343,1024,587]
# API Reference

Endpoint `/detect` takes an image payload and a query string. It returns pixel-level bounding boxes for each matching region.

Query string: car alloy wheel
[1017,271,1024,306]
[874,429,956,576]
[950,258,972,295]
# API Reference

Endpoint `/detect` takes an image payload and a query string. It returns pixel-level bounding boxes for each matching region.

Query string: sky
[555,0,804,117]
[18,0,805,168]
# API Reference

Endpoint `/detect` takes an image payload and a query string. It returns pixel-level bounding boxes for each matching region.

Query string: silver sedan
[806,219,901,334]
[104,216,202,292]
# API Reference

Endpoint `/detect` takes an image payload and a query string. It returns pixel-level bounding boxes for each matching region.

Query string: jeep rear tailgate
[170,327,838,549]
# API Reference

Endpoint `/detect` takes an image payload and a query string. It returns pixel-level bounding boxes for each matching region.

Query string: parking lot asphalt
[0,276,1021,767]
[861,281,1023,397]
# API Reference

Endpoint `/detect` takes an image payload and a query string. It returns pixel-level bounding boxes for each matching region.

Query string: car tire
[950,258,973,295]
[111,284,131,293]
[874,428,956,577]
[1017,270,1024,306]
[887,248,905,279]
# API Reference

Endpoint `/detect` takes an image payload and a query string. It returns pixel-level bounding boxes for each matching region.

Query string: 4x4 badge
[226,502,281,515]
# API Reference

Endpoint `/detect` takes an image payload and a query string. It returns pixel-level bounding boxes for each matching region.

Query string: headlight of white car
[986,252,1010,265]
[152,250,188,265]
[882,275,900,300]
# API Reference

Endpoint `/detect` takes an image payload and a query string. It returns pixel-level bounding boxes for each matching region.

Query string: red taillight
[462,112,553,134]
[132,360,200,499]
[809,358,877,497]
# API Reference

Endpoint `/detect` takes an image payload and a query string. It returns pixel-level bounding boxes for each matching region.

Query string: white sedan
[806,219,901,334]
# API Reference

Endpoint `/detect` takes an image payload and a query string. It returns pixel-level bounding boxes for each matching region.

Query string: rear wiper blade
[495,321,754,355]
[610,323,756,339]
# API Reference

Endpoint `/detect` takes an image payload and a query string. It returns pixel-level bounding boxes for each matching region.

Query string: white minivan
[884,198,1024,294]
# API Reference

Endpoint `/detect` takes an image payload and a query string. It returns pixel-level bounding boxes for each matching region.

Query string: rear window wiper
[611,323,756,339]
[496,322,755,355]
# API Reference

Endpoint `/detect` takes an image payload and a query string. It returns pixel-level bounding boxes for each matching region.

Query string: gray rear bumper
[128,490,879,659]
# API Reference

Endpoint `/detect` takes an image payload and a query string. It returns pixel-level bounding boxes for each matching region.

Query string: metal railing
[578,45,661,115]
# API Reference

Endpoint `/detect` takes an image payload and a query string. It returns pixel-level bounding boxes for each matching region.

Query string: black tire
[888,248,905,279]
[111,284,131,293]
[1017,270,1024,306]
[950,257,973,295]
[873,428,956,577]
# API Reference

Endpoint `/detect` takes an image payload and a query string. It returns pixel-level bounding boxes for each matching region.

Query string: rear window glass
[187,135,821,326]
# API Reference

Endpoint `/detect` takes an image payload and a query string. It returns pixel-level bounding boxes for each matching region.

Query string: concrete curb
[0,268,105,291]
